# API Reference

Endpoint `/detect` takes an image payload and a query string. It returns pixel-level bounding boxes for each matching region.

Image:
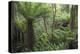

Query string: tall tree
[51,4,56,37]
[70,5,78,32]
[9,1,18,52]
[68,5,78,49]
[16,2,51,51]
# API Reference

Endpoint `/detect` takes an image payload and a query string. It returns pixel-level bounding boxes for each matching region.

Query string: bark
[10,2,17,52]
[26,19,34,51]
[70,5,78,32]
[52,4,56,37]
[10,1,21,52]
[69,5,78,49]
[70,5,74,32]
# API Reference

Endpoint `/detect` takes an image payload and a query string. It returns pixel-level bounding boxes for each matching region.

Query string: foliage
[11,2,78,52]
[15,13,27,32]
[33,27,75,51]
[16,2,51,19]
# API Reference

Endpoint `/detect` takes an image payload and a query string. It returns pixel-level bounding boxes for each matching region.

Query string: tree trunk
[52,4,56,37]
[26,19,34,51]
[69,5,78,49]
[9,1,17,52]
[70,5,78,32]
[70,5,74,32]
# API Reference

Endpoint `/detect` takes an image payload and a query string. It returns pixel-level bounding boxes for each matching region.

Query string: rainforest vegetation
[9,1,78,53]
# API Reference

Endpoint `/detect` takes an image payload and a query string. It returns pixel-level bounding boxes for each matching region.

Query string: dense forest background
[9,1,78,53]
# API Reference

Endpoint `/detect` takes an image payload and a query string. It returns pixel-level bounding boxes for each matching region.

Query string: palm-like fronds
[16,2,51,19]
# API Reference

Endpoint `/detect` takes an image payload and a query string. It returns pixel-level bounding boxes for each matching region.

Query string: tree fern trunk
[27,19,34,51]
